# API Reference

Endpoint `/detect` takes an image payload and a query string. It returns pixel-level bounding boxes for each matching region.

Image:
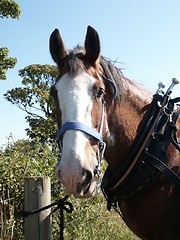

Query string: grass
[51,193,140,240]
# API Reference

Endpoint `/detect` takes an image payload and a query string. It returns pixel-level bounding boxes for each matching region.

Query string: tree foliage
[0,47,17,80]
[0,138,139,240]
[0,138,58,239]
[0,0,21,19]
[4,64,59,142]
[0,0,21,80]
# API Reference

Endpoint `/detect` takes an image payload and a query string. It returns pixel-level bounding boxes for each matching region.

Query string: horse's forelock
[56,46,124,98]
[58,45,102,78]
[65,46,85,77]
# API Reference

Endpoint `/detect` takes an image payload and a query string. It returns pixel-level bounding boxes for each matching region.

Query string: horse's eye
[97,88,105,99]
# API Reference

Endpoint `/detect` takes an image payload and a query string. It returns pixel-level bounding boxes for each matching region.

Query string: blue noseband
[55,74,117,149]
[57,121,102,142]
[56,98,105,147]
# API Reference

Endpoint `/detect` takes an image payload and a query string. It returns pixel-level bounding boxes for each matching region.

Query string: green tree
[0,0,21,80]
[0,0,21,19]
[0,47,17,80]
[4,64,58,142]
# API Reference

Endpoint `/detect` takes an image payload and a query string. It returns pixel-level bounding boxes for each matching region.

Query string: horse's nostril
[77,169,93,194]
[83,169,93,182]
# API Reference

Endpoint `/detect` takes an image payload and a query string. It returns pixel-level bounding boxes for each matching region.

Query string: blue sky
[0,0,180,146]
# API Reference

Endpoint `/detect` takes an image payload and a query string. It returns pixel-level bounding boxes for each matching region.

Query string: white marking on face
[55,71,98,196]
[56,71,95,126]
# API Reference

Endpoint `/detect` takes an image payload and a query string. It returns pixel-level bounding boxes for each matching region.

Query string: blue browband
[55,74,117,147]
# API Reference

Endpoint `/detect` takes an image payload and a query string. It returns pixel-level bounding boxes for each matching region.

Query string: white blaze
[55,71,97,195]
[56,71,95,126]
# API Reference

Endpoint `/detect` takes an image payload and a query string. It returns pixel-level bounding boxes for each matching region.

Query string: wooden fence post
[24,176,51,240]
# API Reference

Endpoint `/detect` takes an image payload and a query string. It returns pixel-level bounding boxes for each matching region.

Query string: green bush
[0,139,139,240]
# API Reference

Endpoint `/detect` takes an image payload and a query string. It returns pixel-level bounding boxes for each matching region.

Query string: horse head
[50,26,114,198]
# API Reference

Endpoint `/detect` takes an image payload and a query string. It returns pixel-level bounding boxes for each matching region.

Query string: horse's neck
[105,78,152,171]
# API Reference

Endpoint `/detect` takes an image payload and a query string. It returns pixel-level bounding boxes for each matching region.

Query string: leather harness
[101,93,180,210]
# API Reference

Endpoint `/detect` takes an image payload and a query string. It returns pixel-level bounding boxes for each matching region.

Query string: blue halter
[56,100,105,144]
[54,74,117,152]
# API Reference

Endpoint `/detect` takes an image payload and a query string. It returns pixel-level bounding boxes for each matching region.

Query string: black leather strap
[143,151,180,187]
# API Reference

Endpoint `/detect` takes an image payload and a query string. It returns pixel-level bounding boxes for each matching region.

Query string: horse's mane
[100,56,124,100]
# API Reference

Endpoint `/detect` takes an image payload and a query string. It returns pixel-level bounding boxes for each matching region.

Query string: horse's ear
[49,29,67,65]
[84,26,100,65]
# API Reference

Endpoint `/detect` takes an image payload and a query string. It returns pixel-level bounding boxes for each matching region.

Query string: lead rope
[52,196,73,240]
[23,195,73,240]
